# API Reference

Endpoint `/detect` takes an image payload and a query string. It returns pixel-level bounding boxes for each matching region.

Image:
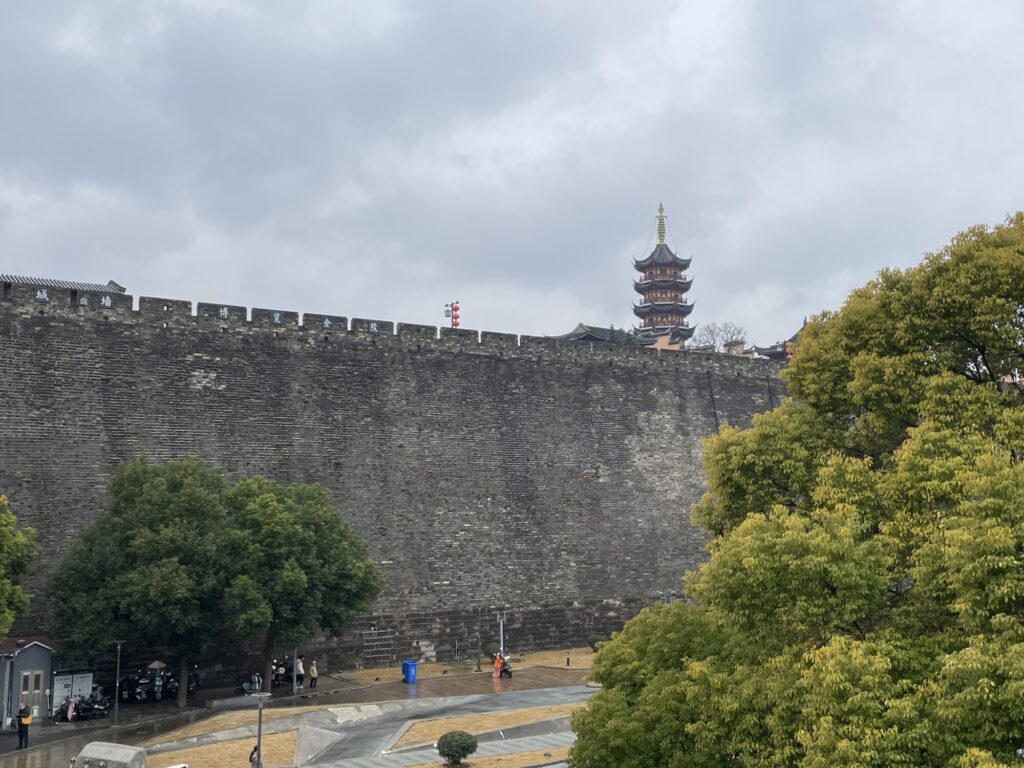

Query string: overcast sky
[3,1,1022,345]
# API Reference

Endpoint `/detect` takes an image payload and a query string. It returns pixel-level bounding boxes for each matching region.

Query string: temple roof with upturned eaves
[633,243,691,271]
[633,300,695,319]
[637,324,696,345]
[634,275,693,293]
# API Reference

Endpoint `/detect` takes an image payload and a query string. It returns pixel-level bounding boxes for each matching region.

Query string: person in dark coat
[16,703,30,750]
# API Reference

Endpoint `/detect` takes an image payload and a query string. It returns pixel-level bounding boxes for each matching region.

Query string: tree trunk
[177,657,189,709]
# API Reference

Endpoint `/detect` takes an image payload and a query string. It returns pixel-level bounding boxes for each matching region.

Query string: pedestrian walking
[16,702,31,750]
[296,655,305,688]
[309,660,319,688]
[249,743,259,764]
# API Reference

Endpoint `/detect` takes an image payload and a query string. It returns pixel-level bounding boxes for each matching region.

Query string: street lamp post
[250,691,272,768]
[113,640,125,725]
[475,609,482,673]
[493,607,509,657]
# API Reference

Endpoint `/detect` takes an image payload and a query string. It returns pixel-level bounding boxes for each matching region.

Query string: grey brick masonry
[0,284,783,666]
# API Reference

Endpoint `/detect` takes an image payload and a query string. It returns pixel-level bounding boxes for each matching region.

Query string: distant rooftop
[0,275,126,294]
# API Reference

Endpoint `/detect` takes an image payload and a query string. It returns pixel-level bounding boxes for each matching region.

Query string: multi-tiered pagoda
[633,203,695,349]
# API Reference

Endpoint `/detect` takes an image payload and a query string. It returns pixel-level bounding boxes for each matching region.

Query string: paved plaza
[0,667,591,768]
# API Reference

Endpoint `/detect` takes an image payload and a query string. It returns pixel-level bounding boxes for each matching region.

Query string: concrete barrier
[72,741,147,768]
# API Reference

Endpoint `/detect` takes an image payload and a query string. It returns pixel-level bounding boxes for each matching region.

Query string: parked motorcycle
[75,696,109,720]
[499,656,513,679]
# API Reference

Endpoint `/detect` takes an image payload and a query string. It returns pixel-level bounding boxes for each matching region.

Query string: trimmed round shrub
[437,730,478,765]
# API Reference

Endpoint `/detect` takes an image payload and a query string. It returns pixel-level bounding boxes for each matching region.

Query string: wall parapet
[0,286,784,378]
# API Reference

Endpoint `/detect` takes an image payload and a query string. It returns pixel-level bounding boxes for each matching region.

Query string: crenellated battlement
[0,282,782,379]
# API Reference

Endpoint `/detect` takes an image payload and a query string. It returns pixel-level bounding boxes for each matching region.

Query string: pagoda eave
[632,302,695,319]
[633,278,693,293]
[637,325,696,343]
[633,244,692,271]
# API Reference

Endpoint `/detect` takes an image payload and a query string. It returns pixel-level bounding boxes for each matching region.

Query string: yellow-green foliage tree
[0,496,37,638]
[570,214,1024,768]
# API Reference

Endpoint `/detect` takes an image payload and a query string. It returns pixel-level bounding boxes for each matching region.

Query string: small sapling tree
[437,731,478,766]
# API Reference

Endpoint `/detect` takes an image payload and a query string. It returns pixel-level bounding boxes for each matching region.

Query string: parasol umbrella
[147,661,167,671]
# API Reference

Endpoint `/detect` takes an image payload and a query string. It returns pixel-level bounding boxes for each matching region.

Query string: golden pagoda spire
[657,202,666,245]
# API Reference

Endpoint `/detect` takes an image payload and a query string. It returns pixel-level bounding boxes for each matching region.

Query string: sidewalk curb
[378,719,416,754]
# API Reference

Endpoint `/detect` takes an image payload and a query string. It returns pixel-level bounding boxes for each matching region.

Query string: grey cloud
[2,1,1023,343]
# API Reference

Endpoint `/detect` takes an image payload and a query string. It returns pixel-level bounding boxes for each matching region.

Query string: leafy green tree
[570,213,1024,767]
[0,496,38,638]
[49,459,231,707]
[221,477,382,688]
[49,460,382,706]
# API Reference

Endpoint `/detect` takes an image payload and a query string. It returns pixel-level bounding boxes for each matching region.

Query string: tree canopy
[221,477,383,685]
[0,495,37,639]
[49,459,381,705]
[570,213,1024,767]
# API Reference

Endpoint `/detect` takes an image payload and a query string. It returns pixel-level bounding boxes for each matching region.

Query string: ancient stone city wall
[0,283,783,665]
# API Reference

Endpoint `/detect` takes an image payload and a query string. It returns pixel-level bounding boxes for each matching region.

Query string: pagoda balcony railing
[634,280,693,292]
[640,321,691,328]
[636,299,690,307]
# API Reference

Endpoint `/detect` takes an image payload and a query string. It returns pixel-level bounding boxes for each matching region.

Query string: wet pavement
[311,685,591,764]
[0,666,589,767]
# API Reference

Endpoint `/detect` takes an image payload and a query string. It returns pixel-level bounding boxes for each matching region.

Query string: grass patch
[395,702,584,748]
[407,746,570,768]
[147,729,297,768]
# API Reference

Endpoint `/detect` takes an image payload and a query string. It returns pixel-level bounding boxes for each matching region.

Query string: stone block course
[0,291,782,665]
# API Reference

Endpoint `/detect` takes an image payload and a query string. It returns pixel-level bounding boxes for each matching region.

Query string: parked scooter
[188,665,203,692]
[53,695,76,722]
[499,655,513,679]
[131,669,151,701]
[123,668,156,702]
[272,659,292,687]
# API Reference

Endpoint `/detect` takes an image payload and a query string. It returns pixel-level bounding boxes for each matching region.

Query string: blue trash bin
[402,660,417,683]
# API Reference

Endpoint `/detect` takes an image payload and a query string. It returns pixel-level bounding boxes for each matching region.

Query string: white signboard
[72,672,94,700]
[51,672,95,713]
